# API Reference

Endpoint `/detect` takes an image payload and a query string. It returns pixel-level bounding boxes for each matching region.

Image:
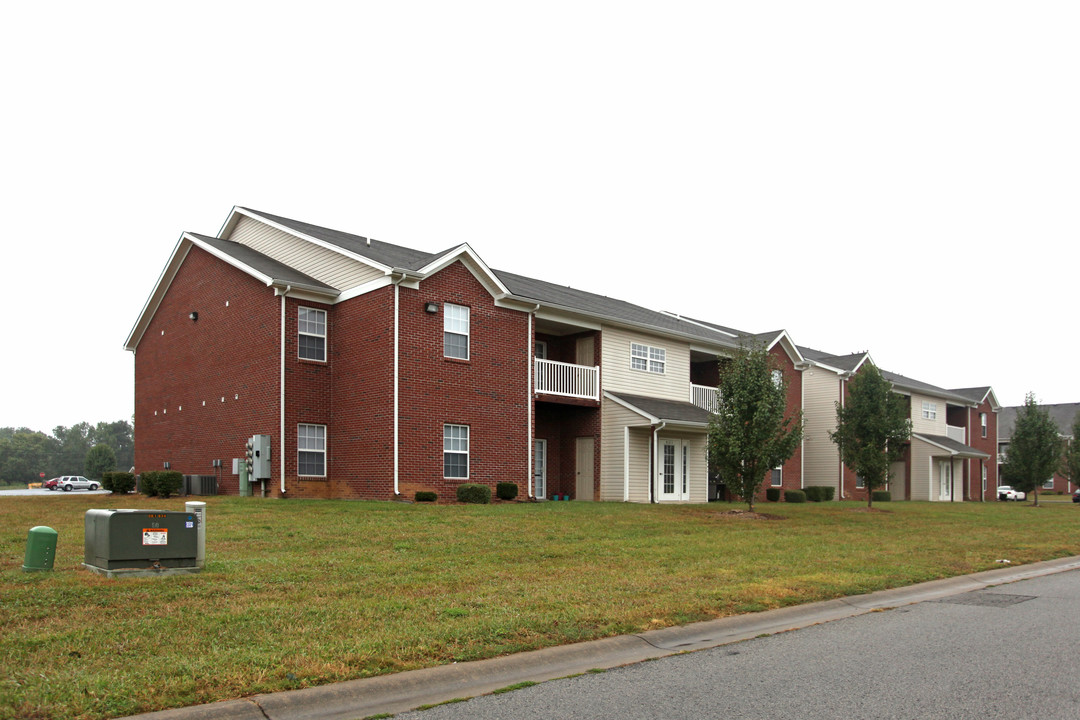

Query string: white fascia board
[766,331,805,365]
[603,392,660,425]
[236,207,395,275]
[419,244,511,297]
[124,234,191,351]
[985,388,1002,412]
[188,235,339,300]
[807,358,848,376]
[911,434,958,456]
[335,276,396,303]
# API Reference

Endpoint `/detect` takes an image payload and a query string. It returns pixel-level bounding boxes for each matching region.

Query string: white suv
[56,476,99,492]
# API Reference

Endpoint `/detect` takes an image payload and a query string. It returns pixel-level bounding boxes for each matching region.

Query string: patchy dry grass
[1,495,1077,719]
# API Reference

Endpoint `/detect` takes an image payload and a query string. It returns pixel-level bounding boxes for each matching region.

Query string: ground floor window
[298,424,326,476]
[1043,478,1055,490]
[444,424,469,478]
[771,467,782,487]
[855,475,865,489]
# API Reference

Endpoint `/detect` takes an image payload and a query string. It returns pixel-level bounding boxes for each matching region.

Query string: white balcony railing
[535,358,600,400]
[691,384,719,413]
[946,425,966,444]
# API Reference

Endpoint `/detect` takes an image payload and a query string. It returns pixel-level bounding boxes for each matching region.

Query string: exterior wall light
[424,302,439,314]
[189,311,198,321]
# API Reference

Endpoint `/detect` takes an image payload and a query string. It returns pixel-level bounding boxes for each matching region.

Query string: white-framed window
[630,342,666,374]
[298,424,326,477]
[444,424,469,478]
[298,307,327,361]
[1043,478,1055,490]
[921,401,937,420]
[444,304,470,359]
[856,475,865,489]
[981,465,987,493]
[980,413,987,438]
[772,369,783,388]
[534,340,547,359]
[771,467,782,487]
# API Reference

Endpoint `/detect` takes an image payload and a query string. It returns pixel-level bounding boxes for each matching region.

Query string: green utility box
[84,509,200,578]
[23,526,58,572]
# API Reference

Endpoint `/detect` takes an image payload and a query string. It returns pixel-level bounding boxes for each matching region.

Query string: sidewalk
[124,555,1080,720]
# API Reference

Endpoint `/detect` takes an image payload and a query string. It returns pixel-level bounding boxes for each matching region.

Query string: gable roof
[998,402,1080,440]
[604,392,714,426]
[912,433,991,459]
[191,234,338,294]
[798,346,872,374]
[950,386,1001,411]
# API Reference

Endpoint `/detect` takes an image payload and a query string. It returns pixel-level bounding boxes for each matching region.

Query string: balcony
[691,384,719,413]
[535,358,599,401]
[946,425,966,444]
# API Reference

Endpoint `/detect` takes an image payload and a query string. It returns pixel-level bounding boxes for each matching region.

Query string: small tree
[85,444,117,480]
[829,364,911,508]
[708,344,802,512]
[1004,393,1063,507]
[1061,412,1080,493]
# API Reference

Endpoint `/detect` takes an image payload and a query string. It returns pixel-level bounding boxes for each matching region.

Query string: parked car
[997,485,1026,501]
[43,477,61,490]
[54,476,99,492]
[1073,489,1080,503]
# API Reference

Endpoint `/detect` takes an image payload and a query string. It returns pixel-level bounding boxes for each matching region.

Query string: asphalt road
[396,569,1080,720]
[0,488,109,496]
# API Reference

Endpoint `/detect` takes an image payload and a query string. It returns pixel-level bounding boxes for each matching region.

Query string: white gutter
[276,285,292,496]
[623,426,630,502]
[838,379,845,499]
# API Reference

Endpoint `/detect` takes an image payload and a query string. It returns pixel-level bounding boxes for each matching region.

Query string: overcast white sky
[1,1,1076,433]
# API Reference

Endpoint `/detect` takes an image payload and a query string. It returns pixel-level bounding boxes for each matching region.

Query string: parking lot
[0,487,109,497]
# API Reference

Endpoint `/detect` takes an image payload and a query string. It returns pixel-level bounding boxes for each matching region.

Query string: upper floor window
[630,342,666,374]
[772,369,783,388]
[921,401,937,420]
[980,413,987,438]
[298,307,326,361]
[444,304,470,360]
[298,423,326,477]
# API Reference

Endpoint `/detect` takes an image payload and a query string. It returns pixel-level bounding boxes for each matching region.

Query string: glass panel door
[534,439,546,499]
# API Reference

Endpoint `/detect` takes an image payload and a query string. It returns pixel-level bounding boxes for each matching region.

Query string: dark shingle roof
[879,369,973,404]
[607,393,714,425]
[242,209,444,271]
[798,347,869,373]
[494,269,744,349]
[998,403,1080,440]
[950,387,992,404]
[190,234,337,293]
[913,433,991,459]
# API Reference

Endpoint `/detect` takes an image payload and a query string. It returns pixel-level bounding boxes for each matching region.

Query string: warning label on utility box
[142,529,168,546]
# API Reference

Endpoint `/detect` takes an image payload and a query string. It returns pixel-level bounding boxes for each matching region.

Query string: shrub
[804,486,835,502]
[414,491,438,502]
[456,483,491,504]
[140,471,183,498]
[765,488,780,502]
[871,490,891,502]
[784,489,807,503]
[496,482,519,501]
[103,472,136,494]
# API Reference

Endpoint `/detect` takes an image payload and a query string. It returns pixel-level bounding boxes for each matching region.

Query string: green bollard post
[23,526,58,572]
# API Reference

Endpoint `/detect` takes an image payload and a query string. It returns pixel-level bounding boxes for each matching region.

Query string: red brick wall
[772,346,803,493]
[133,246,280,493]
[394,261,531,500]
[966,401,998,501]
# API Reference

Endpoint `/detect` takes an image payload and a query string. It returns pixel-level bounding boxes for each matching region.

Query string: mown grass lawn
[2,495,1077,719]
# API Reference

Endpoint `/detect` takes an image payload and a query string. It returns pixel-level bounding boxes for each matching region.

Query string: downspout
[527,304,539,499]
[651,421,667,502]
[277,285,292,496]
[392,273,405,497]
[838,378,845,499]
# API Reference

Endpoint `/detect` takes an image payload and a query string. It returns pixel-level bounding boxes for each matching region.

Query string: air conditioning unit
[84,509,200,578]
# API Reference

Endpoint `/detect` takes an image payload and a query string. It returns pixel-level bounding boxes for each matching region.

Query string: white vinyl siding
[602,326,689,402]
[600,397,651,502]
[801,368,843,492]
[910,393,947,434]
[228,215,383,291]
[908,437,940,501]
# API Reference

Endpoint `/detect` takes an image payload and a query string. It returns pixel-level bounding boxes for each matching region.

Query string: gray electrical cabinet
[252,434,272,479]
[84,509,200,577]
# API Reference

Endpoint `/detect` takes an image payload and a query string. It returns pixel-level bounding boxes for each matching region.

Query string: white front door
[939,460,952,501]
[575,437,594,501]
[658,439,691,502]
[534,439,547,499]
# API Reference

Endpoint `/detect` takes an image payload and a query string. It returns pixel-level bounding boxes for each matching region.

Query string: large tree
[829,364,911,508]
[708,343,802,511]
[0,431,57,485]
[85,444,117,480]
[1003,393,1063,507]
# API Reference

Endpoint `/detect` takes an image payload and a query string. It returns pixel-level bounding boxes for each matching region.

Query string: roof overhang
[911,433,991,459]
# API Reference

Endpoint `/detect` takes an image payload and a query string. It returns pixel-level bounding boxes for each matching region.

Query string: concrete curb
[123,555,1080,720]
